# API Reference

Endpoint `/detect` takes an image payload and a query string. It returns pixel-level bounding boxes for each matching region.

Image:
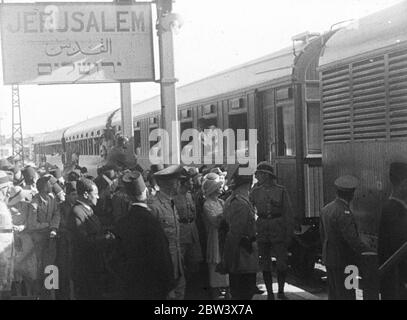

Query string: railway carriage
[34,31,334,255]
[33,27,338,275]
[319,0,407,247]
[33,128,67,168]
[132,31,334,230]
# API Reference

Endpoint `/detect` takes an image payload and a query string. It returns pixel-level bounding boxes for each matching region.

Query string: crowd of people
[0,157,297,300]
[0,155,406,300]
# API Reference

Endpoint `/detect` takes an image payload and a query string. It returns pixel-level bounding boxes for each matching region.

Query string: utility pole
[156,0,180,165]
[11,84,25,164]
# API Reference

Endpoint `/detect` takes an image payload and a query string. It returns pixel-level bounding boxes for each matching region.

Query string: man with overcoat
[147,165,185,300]
[114,171,174,299]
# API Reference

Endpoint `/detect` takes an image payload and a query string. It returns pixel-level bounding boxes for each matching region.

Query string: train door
[257,89,275,162]
[225,97,248,162]
[257,86,300,216]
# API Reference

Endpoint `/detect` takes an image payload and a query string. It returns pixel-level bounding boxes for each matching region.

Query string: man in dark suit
[113,171,174,299]
[70,178,115,300]
[378,162,407,300]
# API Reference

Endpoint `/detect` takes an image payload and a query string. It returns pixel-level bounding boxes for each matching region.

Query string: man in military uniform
[147,165,185,300]
[223,164,259,300]
[320,175,373,300]
[249,161,294,300]
[172,170,202,274]
[378,162,407,300]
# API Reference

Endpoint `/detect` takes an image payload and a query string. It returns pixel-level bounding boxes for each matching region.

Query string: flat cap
[334,175,359,191]
[153,165,183,179]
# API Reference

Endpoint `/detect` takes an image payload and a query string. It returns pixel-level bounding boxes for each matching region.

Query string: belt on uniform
[179,218,194,224]
[0,229,13,233]
[259,214,282,220]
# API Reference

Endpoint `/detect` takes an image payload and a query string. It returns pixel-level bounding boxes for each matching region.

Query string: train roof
[319,0,407,69]
[33,127,67,145]
[132,40,316,117]
[64,109,118,140]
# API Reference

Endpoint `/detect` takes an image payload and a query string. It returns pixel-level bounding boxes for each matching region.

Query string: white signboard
[0,2,155,84]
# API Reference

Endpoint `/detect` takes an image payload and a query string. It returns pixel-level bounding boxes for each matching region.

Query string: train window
[181,109,192,119]
[94,138,99,155]
[230,98,245,110]
[306,102,321,155]
[203,104,216,115]
[149,117,158,125]
[276,105,295,156]
[180,121,193,151]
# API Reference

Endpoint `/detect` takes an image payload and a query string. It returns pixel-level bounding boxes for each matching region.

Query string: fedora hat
[7,186,30,207]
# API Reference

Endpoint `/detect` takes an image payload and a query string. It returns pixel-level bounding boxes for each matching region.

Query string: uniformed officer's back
[320,175,373,300]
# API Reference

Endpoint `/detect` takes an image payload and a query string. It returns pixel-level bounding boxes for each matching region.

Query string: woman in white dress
[202,177,229,299]
[0,171,14,299]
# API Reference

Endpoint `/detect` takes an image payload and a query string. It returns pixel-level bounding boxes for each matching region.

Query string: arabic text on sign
[45,38,113,57]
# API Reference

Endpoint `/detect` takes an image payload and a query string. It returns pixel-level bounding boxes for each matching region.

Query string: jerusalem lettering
[6,10,146,34]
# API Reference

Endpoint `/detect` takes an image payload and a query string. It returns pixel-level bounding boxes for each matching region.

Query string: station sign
[0,2,155,85]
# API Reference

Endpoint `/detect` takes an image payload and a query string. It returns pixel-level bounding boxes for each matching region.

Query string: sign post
[156,0,180,165]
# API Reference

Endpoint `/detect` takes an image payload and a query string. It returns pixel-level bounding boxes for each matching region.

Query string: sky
[0,0,404,136]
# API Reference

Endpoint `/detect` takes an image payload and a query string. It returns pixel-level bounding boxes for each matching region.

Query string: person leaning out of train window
[378,162,407,300]
[320,175,375,300]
